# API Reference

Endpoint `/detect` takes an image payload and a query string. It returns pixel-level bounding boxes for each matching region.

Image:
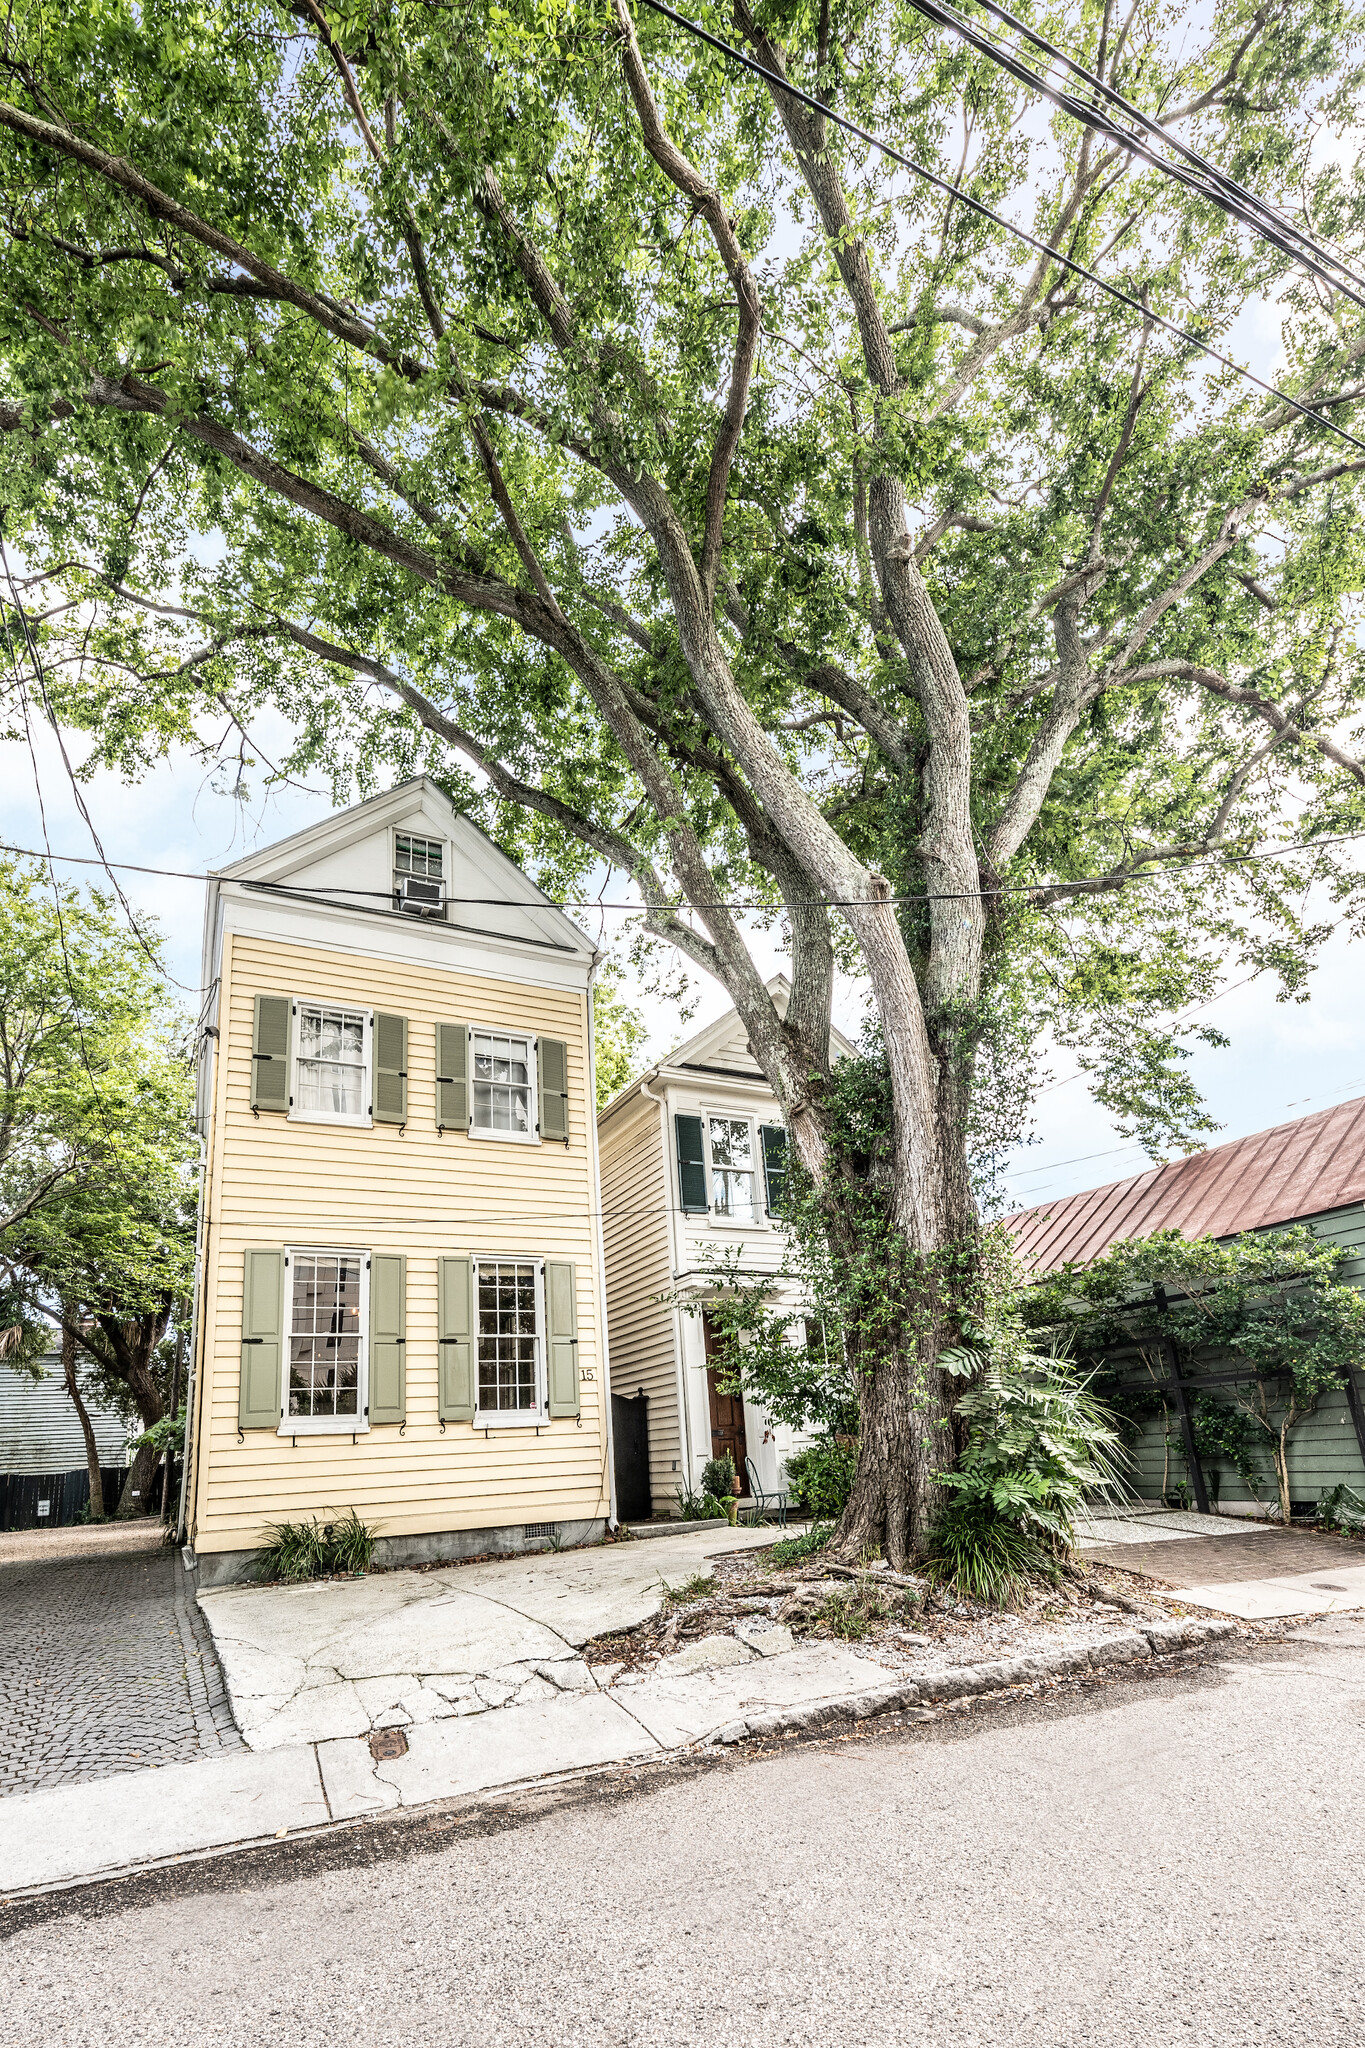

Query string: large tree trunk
[61,1320,104,1522]
[115,1438,160,1518]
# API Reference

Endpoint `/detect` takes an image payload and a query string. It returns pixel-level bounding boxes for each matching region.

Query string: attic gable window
[394,833,446,918]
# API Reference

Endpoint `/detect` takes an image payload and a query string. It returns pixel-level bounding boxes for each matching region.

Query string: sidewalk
[0,1519,1250,1898]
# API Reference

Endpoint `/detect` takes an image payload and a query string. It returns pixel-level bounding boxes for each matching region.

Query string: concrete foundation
[188,1517,608,1588]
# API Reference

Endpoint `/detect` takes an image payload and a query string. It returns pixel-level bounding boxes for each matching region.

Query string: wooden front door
[703,1315,747,1486]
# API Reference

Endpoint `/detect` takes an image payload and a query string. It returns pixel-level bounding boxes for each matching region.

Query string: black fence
[0,1466,131,1531]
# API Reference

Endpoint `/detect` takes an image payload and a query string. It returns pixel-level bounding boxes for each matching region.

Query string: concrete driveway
[196,1524,787,1751]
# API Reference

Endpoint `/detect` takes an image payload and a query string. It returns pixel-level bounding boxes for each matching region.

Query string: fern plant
[928,1346,1128,1602]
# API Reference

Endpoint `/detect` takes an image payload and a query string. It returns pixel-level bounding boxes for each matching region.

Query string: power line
[637,0,1365,456]
[900,0,1365,316]
[2,822,1365,908]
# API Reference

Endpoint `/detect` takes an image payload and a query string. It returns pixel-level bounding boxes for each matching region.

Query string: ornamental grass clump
[927,1345,1128,1605]
[257,1508,378,1582]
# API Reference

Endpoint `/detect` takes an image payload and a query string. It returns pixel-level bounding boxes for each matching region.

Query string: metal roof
[1005,1094,1365,1276]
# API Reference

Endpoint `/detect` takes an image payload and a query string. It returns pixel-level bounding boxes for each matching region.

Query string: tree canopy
[2,0,1364,1556]
[0,860,196,1512]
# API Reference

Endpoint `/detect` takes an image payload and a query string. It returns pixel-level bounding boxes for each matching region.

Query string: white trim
[468,1024,538,1144]
[287,997,373,1128]
[278,1245,370,1435]
[471,1254,547,1426]
[218,889,593,995]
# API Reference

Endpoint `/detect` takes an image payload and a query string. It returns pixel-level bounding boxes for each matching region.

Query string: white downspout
[639,1070,696,1505]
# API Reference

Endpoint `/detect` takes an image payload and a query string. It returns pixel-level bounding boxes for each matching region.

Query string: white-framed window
[706,1114,760,1223]
[282,1247,368,1432]
[393,831,446,917]
[474,1258,545,1423]
[470,1028,537,1141]
[292,999,371,1124]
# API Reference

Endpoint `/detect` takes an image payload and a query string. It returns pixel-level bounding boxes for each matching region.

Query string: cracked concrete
[194,1523,784,1751]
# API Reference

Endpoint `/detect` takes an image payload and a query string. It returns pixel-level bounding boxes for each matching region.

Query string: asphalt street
[3,1618,1362,2048]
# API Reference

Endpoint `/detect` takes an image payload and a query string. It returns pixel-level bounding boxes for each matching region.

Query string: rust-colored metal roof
[1006,1094,1365,1276]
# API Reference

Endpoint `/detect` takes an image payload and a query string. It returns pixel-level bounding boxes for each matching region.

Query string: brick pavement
[0,1522,243,1795]
[1085,1524,1365,1585]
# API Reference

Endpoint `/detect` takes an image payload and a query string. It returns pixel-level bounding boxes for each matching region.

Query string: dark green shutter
[239,1247,284,1429]
[675,1114,708,1213]
[538,1037,569,1142]
[545,1259,579,1419]
[435,1022,469,1131]
[369,1253,406,1424]
[438,1255,475,1422]
[373,1013,408,1124]
[250,995,291,1113]
[760,1124,788,1216]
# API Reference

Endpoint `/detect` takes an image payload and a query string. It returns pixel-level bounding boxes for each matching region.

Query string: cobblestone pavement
[0,1523,243,1795]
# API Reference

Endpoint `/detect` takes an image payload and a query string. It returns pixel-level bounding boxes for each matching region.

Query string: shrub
[701,1455,736,1500]
[1318,1484,1365,1535]
[785,1438,858,1518]
[928,1345,1127,1602]
[927,1497,1055,1606]
[257,1509,378,1582]
[674,1478,729,1521]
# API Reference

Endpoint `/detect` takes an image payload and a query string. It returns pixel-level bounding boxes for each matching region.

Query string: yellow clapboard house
[182,780,611,1584]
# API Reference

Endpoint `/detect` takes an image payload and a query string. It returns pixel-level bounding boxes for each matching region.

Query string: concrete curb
[707,1617,1236,1747]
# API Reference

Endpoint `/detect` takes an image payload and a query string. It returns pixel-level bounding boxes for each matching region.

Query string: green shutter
[545,1259,580,1419]
[760,1124,788,1216]
[438,1255,475,1422]
[369,1253,406,1425]
[239,1247,284,1429]
[373,1013,408,1125]
[675,1114,708,1213]
[537,1037,569,1143]
[435,1022,469,1131]
[250,996,291,1113]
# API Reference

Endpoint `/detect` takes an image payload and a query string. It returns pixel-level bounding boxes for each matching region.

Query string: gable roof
[598,976,858,1121]
[1006,1094,1365,1276]
[209,777,596,961]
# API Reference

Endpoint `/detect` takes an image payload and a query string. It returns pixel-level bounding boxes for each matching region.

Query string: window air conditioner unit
[397,875,445,917]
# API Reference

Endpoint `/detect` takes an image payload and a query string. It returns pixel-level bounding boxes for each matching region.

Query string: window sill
[469,1126,539,1144]
[278,1419,370,1437]
[287,1111,373,1129]
[473,1410,547,1429]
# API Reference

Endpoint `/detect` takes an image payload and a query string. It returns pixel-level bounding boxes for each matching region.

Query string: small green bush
[257,1509,378,1582]
[785,1438,857,1518]
[701,1455,736,1500]
[674,1478,730,1521]
[927,1496,1055,1606]
[1318,1483,1365,1534]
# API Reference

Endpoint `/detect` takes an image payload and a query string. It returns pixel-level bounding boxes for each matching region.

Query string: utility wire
[0,546,195,993]
[2,822,1364,906]
[636,0,1365,456]
[900,0,1365,315]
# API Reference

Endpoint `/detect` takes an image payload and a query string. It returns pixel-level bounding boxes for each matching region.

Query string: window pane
[708,1117,753,1168]
[471,1032,533,1134]
[395,834,443,878]
[476,1261,540,1412]
[296,1005,366,1116]
[288,1254,362,1419]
